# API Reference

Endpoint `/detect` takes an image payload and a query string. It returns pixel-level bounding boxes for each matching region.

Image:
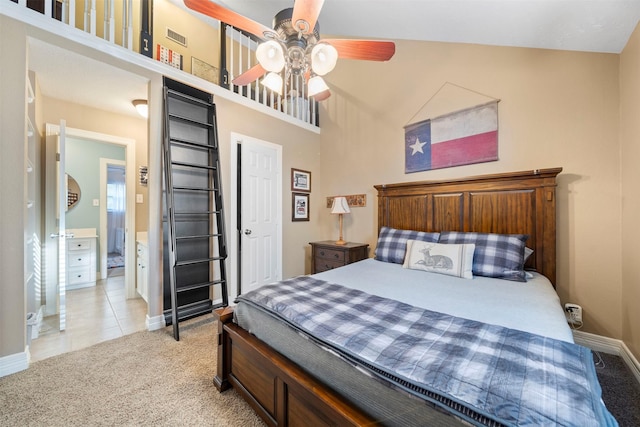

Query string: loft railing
[11,0,319,127]
[13,0,135,49]
[220,24,320,127]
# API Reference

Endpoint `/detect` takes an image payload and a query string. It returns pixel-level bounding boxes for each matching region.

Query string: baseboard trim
[573,330,640,385]
[146,314,165,331]
[0,349,29,378]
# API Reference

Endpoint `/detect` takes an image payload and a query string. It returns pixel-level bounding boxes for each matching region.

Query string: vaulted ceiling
[180,0,640,53]
[27,1,640,118]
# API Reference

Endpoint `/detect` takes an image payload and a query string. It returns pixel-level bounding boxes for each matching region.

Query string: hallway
[29,268,147,362]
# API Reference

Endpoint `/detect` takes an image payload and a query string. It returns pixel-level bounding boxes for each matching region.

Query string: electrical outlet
[565,303,582,324]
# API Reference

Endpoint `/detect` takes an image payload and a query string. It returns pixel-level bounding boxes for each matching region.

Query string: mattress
[234,259,575,426]
[313,258,573,342]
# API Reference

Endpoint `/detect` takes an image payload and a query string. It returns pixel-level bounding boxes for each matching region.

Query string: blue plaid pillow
[438,231,529,282]
[375,227,440,264]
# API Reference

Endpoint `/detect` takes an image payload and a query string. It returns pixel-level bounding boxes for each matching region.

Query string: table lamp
[331,196,351,245]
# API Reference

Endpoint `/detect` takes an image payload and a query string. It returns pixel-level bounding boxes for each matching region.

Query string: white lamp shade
[308,75,330,97]
[331,196,350,214]
[261,72,283,94]
[256,40,285,72]
[311,43,338,76]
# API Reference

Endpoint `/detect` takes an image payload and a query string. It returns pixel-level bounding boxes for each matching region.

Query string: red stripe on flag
[431,131,498,170]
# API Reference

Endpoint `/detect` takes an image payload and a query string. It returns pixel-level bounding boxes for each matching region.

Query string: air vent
[166,28,187,47]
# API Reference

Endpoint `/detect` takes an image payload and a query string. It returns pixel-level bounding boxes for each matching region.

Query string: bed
[213,167,617,426]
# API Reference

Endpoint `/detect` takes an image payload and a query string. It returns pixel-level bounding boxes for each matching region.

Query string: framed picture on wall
[291,168,311,192]
[191,57,219,85]
[292,193,310,221]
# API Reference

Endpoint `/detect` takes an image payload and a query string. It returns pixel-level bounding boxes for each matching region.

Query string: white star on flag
[409,137,427,155]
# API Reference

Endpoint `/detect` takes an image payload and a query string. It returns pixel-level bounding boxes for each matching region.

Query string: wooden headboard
[374,168,562,285]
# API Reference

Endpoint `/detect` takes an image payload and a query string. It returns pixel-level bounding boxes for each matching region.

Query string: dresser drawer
[137,245,147,257]
[68,239,92,251]
[315,248,345,262]
[68,267,92,285]
[68,253,91,267]
[314,258,345,273]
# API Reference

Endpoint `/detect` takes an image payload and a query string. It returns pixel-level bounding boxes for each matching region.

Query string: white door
[44,121,68,330]
[240,137,282,293]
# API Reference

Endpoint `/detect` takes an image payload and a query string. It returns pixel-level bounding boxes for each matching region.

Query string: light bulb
[256,40,285,72]
[261,72,283,94]
[132,99,148,118]
[308,75,329,96]
[311,43,338,76]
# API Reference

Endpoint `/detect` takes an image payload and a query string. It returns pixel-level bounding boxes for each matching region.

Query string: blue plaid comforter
[237,276,618,427]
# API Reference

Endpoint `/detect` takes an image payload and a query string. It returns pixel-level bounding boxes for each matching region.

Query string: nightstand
[310,241,369,274]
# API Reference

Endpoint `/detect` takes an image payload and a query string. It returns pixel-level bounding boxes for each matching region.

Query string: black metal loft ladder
[162,77,228,340]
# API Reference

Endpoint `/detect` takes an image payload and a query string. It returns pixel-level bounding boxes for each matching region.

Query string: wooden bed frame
[214,167,562,426]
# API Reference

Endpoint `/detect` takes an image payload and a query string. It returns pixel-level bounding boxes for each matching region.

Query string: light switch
[92,199,99,206]
[136,194,143,203]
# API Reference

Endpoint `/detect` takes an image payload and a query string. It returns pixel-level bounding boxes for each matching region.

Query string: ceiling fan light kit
[184,0,396,101]
[311,43,338,75]
[256,40,285,72]
[262,72,284,94]
[307,75,329,97]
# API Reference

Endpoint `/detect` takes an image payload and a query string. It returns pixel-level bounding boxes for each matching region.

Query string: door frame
[45,124,137,299]
[229,132,283,301]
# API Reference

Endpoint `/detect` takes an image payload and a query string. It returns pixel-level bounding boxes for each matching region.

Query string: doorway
[33,125,144,360]
[104,162,127,275]
[229,132,283,299]
[41,125,138,331]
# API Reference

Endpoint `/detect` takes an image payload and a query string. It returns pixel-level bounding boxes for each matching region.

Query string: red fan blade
[184,0,274,39]
[323,39,396,61]
[232,64,266,86]
[292,0,325,34]
[312,89,331,101]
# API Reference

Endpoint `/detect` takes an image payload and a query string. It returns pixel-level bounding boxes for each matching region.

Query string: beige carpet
[0,315,266,426]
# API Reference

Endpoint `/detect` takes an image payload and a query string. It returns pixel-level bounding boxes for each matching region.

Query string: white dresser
[67,229,97,290]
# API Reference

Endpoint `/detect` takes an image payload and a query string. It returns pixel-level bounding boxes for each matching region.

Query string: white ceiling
[195,0,640,54]
[28,0,640,118]
[28,39,150,118]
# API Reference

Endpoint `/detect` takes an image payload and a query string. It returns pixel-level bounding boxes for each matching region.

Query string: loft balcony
[8,0,320,127]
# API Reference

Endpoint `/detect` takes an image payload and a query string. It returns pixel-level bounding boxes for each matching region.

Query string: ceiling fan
[183,0,396,101]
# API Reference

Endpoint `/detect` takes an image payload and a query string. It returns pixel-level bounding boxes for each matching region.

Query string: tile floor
[29,267,147,362]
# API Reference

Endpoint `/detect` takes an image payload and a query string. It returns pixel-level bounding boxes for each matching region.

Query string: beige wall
[0,16,29,359]
[620,24,640,358]
[213,99,322,278]
[154,0,221,75]
[318,39,624,341]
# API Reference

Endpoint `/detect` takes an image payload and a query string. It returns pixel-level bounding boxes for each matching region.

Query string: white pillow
[403,240,475,279]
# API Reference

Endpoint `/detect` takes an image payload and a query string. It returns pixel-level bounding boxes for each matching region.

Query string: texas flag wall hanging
[404,100,498,173]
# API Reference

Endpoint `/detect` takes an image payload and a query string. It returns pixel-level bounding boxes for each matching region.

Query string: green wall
[66,137,125,263]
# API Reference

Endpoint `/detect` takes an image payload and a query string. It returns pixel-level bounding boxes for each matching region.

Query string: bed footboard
[213,307,374,426]
[213,306,234,392]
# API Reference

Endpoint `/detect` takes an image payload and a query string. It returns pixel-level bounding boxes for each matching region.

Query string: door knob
[244,229,252,235]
